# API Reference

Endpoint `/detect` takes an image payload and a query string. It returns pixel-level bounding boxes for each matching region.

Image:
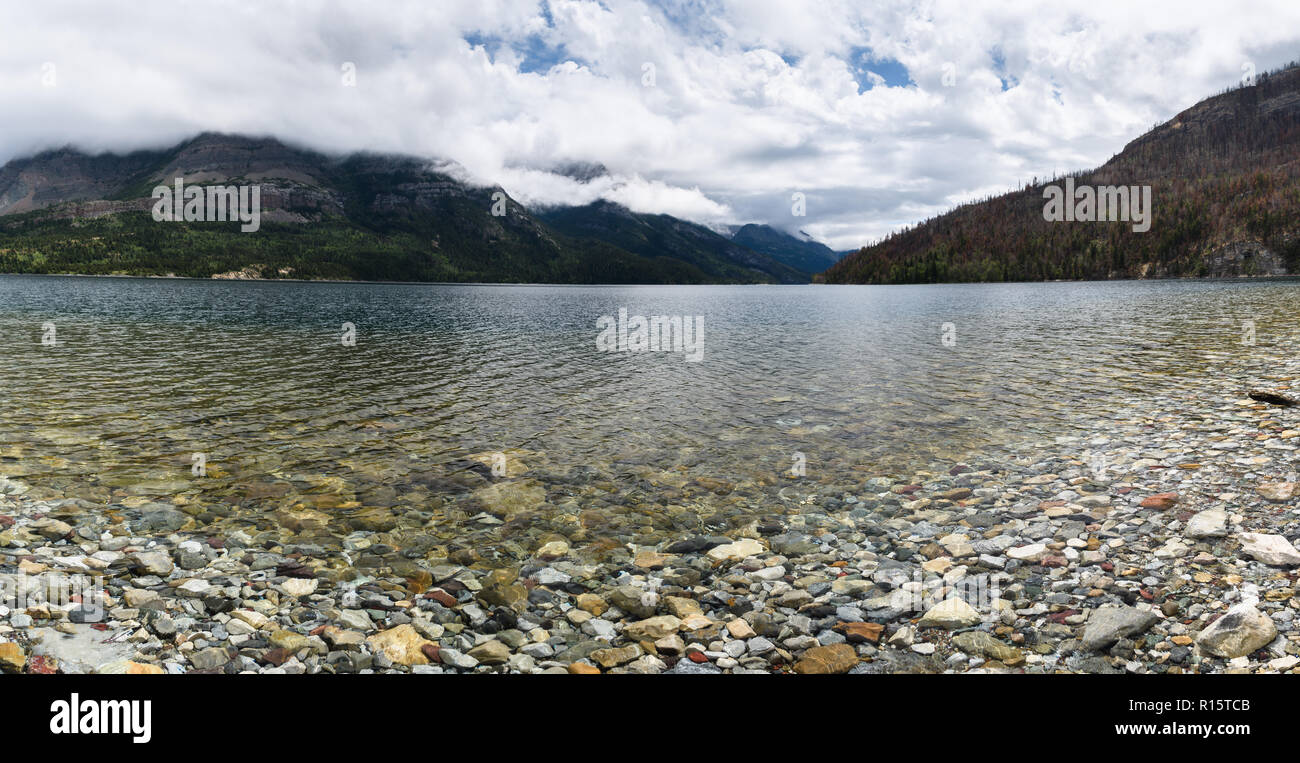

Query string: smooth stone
[1239,532,1300,566]
[366,624,435,667]
[706,538,765,562]
[1080,606,1158,652]
[793,643,859,674]
[917,598,982,629]
[1196,603,1278,658]
[1186,510,1228,539]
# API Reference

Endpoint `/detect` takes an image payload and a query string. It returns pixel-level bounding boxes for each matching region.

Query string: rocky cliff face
[0,133,801,284]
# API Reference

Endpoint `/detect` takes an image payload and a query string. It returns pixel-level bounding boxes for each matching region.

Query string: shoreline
[1,270,1299,289]
[3,374,1299,674]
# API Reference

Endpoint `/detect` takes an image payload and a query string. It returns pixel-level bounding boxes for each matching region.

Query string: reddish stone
[688,652,708,663]
[421,644,441,663]
[1048,609,1079,624]
[1117,487,1132,495]
[25,655,57,674]
[276,562,315,579]
[1101,562,1115,572]
[1140,492,1179,510]
[1040,554,1069,568]
[948,465,970,476]
[207,537,225,549]
[834,621,885,643]
[0,515,13,528]
[309,624,328,637]
[263,648,291,667]
[425,589,458,608]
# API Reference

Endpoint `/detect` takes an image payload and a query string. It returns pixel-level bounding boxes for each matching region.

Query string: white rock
[917,597,982,629]
[1006,543,1047,562]
[1186,509,1228,539]
[706,538,765,562]
[1238,532,1300,566]
[280,578,319,597]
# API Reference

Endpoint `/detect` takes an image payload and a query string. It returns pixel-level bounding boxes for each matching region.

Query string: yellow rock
[0,642,25,673]
[98,660,165,675]
[793,643,859,674]
[575,593,608,616]
[472,479,546,518]
[726,619,757,639]
[679,614,714,631]
[536,540,569,560]
[273,507,332,533]
[633,550,672,569]
[663,596,702,618]
[366,624,434,666]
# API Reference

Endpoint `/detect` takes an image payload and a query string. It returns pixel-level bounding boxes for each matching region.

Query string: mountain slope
[0,134,792,284]
[536,201,808,283]
[730,223,841,274]
[825,61,1300,284]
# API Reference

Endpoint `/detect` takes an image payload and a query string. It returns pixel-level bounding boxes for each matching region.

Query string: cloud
[1,0,1298,249]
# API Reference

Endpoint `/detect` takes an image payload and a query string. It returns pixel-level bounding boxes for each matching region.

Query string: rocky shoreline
[3,382,1300,675]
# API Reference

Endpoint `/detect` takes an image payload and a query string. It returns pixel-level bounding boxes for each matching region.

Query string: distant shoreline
[1,270,1298,288]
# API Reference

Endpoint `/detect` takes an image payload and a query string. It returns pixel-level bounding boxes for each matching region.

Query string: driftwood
[1249,389,1298,406]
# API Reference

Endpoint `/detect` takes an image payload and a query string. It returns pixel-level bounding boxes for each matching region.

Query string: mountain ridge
[0,133,812,284]
[824,61,1300,284]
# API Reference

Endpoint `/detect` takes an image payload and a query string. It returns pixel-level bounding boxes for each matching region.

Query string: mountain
[825,61,1300,284]
[730,223,842,274]
[536,201,807,283]
[0,134,799,284]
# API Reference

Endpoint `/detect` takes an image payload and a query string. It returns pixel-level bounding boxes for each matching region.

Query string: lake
[1,275,1297,560]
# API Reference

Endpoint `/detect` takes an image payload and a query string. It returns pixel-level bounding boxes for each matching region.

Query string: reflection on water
[2,275,1298,561]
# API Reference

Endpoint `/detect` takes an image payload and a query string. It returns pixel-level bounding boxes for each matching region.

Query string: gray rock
[1196,603,1278,658]
[1080,606,1158,652]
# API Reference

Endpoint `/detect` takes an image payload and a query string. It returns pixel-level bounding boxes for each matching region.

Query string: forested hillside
[825,62,1300,284]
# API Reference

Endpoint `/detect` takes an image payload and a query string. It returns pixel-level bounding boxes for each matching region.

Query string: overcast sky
[2,1,1298,249]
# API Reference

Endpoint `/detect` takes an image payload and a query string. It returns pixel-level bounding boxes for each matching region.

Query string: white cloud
[0,0,1297,249]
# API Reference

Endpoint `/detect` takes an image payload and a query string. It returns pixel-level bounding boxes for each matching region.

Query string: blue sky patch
[991,46,1018,90]
[464,2,574,74]
[847,47,913,91]
[465,31,575,74]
